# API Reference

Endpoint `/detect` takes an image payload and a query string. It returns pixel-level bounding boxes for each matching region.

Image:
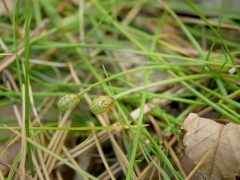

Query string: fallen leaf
[182,113,240,180]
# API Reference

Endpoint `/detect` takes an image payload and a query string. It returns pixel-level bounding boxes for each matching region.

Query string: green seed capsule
[57,94,80,112]
[90,96,114,115]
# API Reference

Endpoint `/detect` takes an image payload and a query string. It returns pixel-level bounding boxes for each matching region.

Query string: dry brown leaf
[182,113,240,180]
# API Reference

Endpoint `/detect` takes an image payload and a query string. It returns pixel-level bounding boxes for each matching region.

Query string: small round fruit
[90,96,114,115]
[57,94,80,112]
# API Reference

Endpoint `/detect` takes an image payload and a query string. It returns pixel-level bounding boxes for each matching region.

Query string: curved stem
[77,65,183,97]
[113,74,213,99]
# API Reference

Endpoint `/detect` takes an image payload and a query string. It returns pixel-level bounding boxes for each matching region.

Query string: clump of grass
[0,0,239,179]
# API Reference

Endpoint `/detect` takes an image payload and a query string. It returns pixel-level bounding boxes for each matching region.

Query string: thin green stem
[215,78,228,97]
[192,81,240,109]
[24,0,34,176]
[205,5,222,62]
[6,126,98,180]
[31,28,58,44]
[127,16,167,179]
[13,0,22,90]
[159,0,205,58]
[113,74,212,99]
[77,65,183,97]
[7,151,22,180]
[126,91,147,180]
[32,0,42,25]
[185,0,240,77]
[90,0,239,124]
[181,78,240,123]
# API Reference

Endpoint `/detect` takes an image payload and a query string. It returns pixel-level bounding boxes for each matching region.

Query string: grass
[0,0,240,179]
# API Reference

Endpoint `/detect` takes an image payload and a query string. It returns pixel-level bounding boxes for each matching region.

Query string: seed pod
[57,94,80,112]
[90,96,114,115]
[209,58,232,72]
